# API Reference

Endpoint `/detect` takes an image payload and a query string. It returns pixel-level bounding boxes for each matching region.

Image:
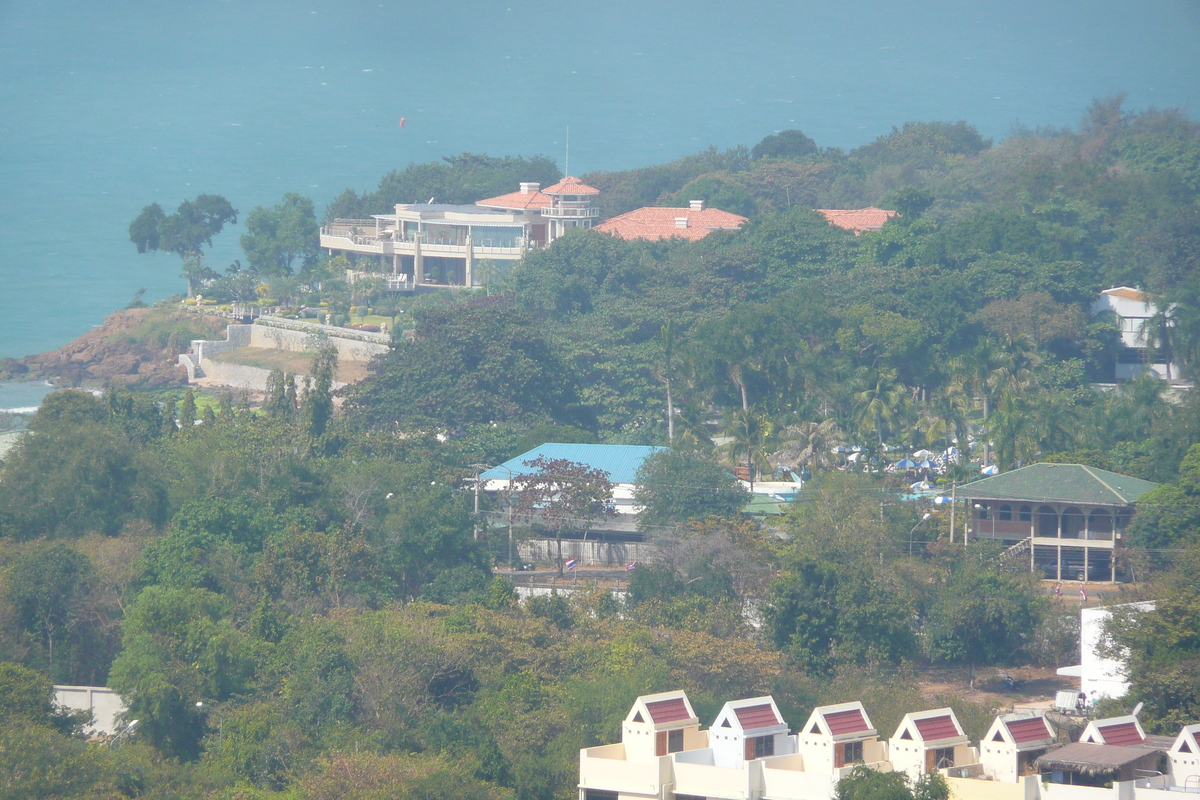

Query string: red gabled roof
[646,698,691,723]
[825,708,871,736]
[815,207,897,233]
[543,176,599,195]
[595,207,748,242]
[476,190,551,210]
[734,703,780,730]
[1007,717,1053,744]
[1098,722,1145,747]
[914,715,960,742]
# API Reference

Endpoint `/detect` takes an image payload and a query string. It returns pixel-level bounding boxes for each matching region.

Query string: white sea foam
[0,407,38,415]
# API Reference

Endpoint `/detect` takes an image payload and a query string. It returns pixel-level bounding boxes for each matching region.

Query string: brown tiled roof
[815,207,897,232]
[646,697,690,723]
[825,708,871,736]
[1007,717,1054,744]
[734,703,780,730]
[595,207,748,242]
[914,715,960,742]
[543,176,599,195]
[476,190,551,210]
[1098,722,1144,747]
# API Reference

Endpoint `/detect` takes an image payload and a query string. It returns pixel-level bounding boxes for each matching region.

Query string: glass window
[1019,505,1032,522]
[668,728,684,753]
[999,504,1012,521]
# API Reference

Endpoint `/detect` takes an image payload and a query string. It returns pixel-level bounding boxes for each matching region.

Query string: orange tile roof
[475,190,552,210]
[1101,287,1149,302]
[595,206,748,242]
[815,207,897,233]
[543,176,600,195]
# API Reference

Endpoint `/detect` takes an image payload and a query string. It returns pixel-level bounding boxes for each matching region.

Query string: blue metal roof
[480,443,666,485]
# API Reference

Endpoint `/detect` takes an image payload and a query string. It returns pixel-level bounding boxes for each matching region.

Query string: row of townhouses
[579,691,1200,800]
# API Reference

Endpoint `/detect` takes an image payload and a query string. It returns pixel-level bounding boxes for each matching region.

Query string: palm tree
[674,398,715,454]
[654,322,676,444]
[918,382,970,451]
[988,390,1038,470]
[771,418,845,472]
[950,338,1009,465]
[717,409,774,492]
[1033,391,1081,456]
[853,369,910,446]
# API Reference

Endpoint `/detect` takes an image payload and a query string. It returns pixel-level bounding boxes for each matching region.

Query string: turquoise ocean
[1,0,1199,371]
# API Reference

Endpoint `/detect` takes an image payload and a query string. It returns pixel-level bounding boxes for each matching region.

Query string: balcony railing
[542,205,599,218]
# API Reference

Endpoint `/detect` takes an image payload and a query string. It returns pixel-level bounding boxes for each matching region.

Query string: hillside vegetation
[2,98,1200,799]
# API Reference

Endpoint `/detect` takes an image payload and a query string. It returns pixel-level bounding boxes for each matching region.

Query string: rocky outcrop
[17,308,227,390]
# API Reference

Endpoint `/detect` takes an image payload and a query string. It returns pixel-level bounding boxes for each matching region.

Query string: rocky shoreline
[0,307,227,390]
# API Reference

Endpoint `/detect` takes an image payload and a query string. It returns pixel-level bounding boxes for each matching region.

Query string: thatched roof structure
[1036,743,1158,776]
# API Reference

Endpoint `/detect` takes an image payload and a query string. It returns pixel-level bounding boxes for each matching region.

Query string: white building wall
[1080,603,1156,700]
[54,685,126,735]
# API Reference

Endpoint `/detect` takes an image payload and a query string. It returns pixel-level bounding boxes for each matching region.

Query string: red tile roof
[646,698,691,723]
[476,190,551,210]
[1007,717,1053,744]
[914,715,960,742]
[543,176,599,195]
[734,704,780,730]
[595,207,748,242]
[825,709,871,736]
[816,207,897,233]
[1098,722,1144,747]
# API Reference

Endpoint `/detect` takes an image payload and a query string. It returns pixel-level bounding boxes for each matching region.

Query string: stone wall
[516,539,659,567]
[253,317,390,362]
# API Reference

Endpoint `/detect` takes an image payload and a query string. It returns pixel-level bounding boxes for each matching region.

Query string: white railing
[543,205,599,218]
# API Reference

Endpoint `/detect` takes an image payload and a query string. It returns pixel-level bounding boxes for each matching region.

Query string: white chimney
[689,199,704,211]
[675,217,689,228]
[520,182,540,194]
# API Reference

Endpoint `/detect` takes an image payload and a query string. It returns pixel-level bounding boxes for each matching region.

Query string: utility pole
[949,481,957,544]
[469,463,489,541]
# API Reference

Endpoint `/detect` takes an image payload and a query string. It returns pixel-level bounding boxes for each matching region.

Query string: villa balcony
[673,752,761,800]
[578,744,672,798]
[542,205,599,219]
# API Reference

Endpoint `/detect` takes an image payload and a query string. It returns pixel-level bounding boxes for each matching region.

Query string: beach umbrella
[912,449,935,459]
[917,459,937,470]
[981,464,999,475]
[895,458,918,469]
[832,445,847,454]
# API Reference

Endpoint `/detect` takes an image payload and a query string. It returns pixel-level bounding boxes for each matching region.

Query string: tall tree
[513,457,615,575]
[130,194,237,296]
[717,409,774,491]
[633,449,748,531]
[240,193,320,276]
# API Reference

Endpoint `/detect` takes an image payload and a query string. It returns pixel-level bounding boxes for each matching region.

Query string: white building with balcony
[888,708,977,782]
[979,712,1058,783]
[320,178,599,291]
[1092,287,1181,382]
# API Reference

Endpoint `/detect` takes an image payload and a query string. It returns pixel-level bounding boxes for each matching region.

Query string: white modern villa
[319,177,599,290]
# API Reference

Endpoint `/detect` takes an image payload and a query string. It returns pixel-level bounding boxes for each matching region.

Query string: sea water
[1,0,1198,360]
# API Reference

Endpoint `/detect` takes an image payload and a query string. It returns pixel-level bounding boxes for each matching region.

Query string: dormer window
[744,735,775,760]
[834,740,864,767]
[655,728,684,755]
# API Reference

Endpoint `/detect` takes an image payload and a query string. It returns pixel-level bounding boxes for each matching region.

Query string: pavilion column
[465,235,474,288]
[414,236,424,284]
